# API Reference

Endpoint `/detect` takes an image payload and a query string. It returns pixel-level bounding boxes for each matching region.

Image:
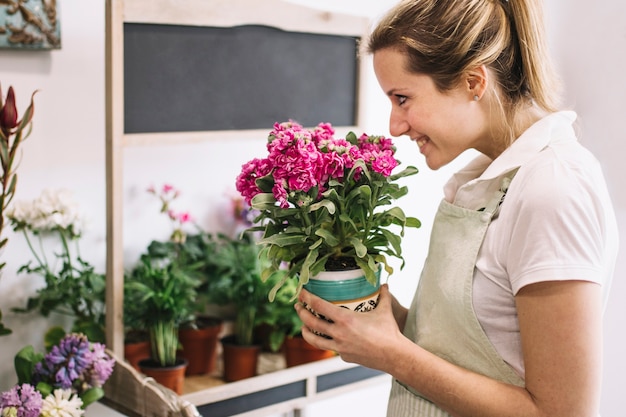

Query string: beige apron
[387,172,524,417]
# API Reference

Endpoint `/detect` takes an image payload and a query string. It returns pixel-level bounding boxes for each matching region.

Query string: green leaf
[251,193,279,210]
[36,382,52,397]
[314,228,339,247]
[260,233,306,247]
[309,199,335,214]
[349,237,368,258]
[381,229,402,256]
[44,326,68,351]
[80,387,104,408]
[14,345,43,384]
[389,165,419,181]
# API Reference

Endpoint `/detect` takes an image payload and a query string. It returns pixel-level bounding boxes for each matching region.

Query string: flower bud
[0,86,18,132]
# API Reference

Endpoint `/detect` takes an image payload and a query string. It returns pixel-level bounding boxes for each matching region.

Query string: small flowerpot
[220,335,261,382]
[178,317,223,376]
[304,266,381,312]
[284,334,336,367]
[138,358,188,395]
[124,340,151,372]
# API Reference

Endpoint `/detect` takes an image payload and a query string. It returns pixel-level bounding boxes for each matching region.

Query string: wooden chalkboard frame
[105,0,370,382]
[123,22,361,134]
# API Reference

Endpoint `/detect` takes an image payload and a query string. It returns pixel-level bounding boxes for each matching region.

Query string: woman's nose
[389,110,410,138]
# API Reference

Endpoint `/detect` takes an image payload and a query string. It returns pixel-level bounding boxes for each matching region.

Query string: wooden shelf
[104,1,374,415]
[182,353,388,416]
[103,350,387,417]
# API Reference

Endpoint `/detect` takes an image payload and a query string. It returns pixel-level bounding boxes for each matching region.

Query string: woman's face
[373,48,492,170]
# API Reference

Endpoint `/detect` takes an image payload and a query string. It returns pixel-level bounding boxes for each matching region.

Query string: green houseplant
[256,274,336,367]
[6,188,106,343]
[139,184,226,376]
[124,256,198,393]
[206,233,268,346]
[235,121,420,301]
[202,232,270,381]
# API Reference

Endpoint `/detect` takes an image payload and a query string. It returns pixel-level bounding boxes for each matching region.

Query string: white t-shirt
[443,111,618,378]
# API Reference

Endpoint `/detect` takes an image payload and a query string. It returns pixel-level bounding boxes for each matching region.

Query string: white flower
[7,188,85,236]
[40,389,84,417]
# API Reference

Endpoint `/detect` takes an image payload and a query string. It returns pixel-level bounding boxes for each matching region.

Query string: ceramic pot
[138,358,188,395]
[220,335,261,382]
[178,317,223,375]
[284,334,336,367]
[304,266,381,312]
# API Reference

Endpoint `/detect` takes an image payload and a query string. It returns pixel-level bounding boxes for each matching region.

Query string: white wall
[0,1,624,416]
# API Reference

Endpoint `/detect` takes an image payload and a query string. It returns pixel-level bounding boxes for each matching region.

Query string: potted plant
[256,274,335,367]
[143,184,224,376]
[143,232,224,375]
[235,121,421,308]
[124,256,198,394]
[204,233,269,382]
[6,188,107,343]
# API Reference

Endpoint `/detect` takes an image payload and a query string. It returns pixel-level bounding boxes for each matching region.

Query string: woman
[294,0,618,416]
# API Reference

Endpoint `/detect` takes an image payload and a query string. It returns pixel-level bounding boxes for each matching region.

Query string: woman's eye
[396,95,407,106]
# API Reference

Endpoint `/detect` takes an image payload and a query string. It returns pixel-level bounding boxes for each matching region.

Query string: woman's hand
[294,283,407,371]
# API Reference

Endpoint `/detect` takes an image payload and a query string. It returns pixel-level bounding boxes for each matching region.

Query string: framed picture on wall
[0,0,61,50]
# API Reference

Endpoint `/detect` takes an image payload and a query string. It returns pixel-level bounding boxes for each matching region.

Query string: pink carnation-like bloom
[235,158,273,204]
[237,121,401,208]
[370,150,398,176]
[272,183,289,209]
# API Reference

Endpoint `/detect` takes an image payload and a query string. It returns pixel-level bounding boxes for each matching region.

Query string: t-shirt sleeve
[506,152,609,294]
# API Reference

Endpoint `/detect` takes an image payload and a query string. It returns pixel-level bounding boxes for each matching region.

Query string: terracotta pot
[284,335,336,367]
[178,317,223,375]
[124,339,151,372]
[221,335,261,382]
[138,358,188,395]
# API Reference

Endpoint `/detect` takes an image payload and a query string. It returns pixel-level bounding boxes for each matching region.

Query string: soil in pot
[284,334,336,367]
[221,335,261,382]
[138,358,188,395]
[178,316,223,376]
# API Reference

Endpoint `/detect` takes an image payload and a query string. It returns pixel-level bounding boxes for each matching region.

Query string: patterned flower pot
[304,266,381,312]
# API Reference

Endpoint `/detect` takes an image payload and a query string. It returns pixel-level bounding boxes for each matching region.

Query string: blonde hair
[368,0,561,114]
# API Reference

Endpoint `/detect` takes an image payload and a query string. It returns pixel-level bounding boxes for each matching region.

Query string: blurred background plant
[6,188,106,343]
[0,84,37,336]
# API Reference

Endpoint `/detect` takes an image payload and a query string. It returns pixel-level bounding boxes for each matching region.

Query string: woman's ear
[466,64,489,101]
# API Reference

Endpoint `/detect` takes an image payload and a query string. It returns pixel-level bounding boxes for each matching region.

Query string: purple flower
[33,333,115,392]
[0,384,43,417]
[84,343,115,388]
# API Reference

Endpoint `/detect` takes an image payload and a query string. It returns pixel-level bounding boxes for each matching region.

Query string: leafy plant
[203,233,268,346]
[7,188,106,343]
[256,276,301,352]
[124,257,198,366]
[236,121,420,300]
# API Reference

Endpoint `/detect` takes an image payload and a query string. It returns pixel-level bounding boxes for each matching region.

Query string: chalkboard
[123,23,360,134]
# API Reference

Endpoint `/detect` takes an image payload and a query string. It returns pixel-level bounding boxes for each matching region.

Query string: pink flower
[311,122,335,144]
[272,183,289,208]
[370,151,398,176]
[235,158,273,204]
